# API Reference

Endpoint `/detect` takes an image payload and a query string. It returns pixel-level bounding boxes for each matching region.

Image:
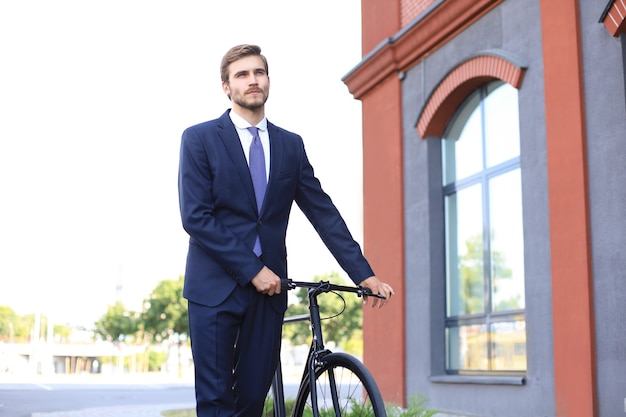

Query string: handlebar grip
[359,286,387,299]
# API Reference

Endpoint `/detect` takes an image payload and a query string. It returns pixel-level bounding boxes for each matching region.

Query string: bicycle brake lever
[359,286,386,299]
[358,286,372,297]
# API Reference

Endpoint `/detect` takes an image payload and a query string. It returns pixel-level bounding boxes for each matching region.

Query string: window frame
[441,81,526,377]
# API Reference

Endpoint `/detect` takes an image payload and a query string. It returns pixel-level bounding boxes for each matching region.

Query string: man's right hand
[251,266,282,296]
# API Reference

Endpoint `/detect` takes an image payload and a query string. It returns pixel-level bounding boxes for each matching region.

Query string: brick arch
[601,0,626,36]
[416,51,527,138]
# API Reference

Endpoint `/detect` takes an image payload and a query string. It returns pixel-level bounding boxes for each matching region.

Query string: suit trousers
[188,284,284,417]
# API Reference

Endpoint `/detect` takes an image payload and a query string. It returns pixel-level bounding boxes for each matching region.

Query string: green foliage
[93,301,140,343]
[53,323,72,342]
[147,349,168,372]
[142,275,188,343]
[0,306,24,341]
[459,234,520,313]
[262,397,296,417]
[268,398,380,417]
[166,394,440,417]
[459,234,485,314]
[282,272,364,355]
[386,394,440,417]
[0,307,72,343]
[282,292,310,346]
[161,409,195,417]
[92,275,188,346]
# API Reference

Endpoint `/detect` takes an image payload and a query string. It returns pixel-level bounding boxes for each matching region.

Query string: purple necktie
[247,126,266,255]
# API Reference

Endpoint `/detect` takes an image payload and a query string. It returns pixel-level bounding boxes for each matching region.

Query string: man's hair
[220,44,269,84]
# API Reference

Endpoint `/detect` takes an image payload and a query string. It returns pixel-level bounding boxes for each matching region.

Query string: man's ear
[222,81,230,96]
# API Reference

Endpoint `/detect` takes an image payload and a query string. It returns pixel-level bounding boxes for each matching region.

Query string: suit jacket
[178,110,374,312]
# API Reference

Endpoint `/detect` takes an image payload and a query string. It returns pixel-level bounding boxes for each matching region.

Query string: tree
[459,233,517,313]
[53,324,72,343]
[142,275,188,376]
[1,307,73,343]
[0,306,21,342]
[93,301,140,373]
[94,301,140,344]
[142,275,188,343]
[458,234,485,314]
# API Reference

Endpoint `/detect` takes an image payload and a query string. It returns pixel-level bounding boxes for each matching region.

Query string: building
[343,1,626,416]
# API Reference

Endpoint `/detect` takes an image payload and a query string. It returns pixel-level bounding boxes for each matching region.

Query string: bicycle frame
[271,312,309,417]
[271,279,381,417]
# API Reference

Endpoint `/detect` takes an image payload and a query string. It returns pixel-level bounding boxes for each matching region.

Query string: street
[0,374,196,417]
[0,373,302,417]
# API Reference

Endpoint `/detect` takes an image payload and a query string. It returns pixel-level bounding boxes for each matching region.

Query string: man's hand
[359,276,394,308]
[251,266,282,296]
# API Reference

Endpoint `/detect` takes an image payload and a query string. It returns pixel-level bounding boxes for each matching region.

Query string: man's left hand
[359,276,394,308]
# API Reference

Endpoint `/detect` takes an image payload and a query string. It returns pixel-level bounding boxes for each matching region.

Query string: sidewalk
[32,403,195,417]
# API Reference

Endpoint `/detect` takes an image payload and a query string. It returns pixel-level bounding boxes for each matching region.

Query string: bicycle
[267,279,387,417]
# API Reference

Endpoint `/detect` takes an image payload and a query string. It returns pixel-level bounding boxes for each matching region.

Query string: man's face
[222,55,270,110]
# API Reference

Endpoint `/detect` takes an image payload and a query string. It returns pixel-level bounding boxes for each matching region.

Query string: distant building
[344,1,626,416]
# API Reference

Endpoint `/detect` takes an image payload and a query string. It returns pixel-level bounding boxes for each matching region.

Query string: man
[178,44,394,417]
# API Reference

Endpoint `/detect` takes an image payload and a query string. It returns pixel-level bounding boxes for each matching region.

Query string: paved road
[0,374,195,417]
[0,373,302,417]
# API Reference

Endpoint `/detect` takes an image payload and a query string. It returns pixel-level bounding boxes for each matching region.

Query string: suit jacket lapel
[217,111,259,213]
[263,121,284,216]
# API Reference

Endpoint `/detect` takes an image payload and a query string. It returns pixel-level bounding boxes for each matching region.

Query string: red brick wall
[361,74,406,406]
[401,0,438,26]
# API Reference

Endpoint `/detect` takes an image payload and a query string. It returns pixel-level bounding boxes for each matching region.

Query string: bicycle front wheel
[293,352,386,417]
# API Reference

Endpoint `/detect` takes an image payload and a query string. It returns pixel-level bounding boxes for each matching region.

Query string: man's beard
[232,91,268,110]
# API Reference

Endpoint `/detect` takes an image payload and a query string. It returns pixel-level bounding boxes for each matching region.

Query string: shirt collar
[229,109,267,132]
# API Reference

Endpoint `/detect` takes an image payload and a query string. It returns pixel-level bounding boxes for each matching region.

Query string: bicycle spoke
[296,354,383,417]
[277,281,387,417]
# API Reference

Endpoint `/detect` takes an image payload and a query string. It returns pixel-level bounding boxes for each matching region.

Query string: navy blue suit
[178,110,374,417]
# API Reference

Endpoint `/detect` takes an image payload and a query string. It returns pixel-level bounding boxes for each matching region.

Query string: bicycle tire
[292,352,386,417]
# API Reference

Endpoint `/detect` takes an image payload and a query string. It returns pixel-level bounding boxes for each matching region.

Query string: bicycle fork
[306,349,342,417]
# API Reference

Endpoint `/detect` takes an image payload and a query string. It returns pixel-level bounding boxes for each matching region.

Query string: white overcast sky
[0,0,365,326]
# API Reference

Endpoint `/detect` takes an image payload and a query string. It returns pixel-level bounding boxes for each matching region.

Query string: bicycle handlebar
[281,278,386,299]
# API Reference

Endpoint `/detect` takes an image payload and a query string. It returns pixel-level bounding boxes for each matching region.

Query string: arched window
[442,81,526,373]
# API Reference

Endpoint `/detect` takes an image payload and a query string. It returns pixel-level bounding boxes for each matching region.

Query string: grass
[161,394,439,417]
[161,409,195,417]
[160,398,297,417]
[386,394,440,417]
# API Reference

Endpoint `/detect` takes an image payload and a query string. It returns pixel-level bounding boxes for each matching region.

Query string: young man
[178,44,394,417]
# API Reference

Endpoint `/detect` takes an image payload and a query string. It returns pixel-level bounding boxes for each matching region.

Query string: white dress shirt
[229,110,270,182]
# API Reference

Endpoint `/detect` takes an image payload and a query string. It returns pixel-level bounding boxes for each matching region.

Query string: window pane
[446,184,484,316]
[491,321,527,370]
[442,81,526,374]
[447,324,488,371]
[442,91,483,184]
[489,169,525,311]
[484,83,520,167]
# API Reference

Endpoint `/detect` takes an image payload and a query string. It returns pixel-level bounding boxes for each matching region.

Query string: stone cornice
[343,0,504,99]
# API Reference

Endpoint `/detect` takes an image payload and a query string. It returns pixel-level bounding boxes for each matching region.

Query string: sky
[0,0,365,326]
